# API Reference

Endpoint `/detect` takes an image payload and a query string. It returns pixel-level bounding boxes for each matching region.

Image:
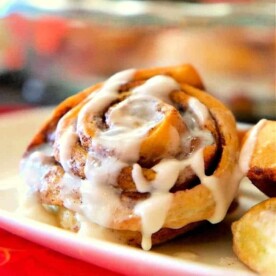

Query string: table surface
[0,228,122,276]
[0,106,122,276]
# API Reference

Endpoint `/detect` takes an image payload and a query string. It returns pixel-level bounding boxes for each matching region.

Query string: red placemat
[0,227,123,276]
[0,105,33,115]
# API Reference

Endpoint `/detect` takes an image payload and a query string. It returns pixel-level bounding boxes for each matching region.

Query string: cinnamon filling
[21,67,241,250]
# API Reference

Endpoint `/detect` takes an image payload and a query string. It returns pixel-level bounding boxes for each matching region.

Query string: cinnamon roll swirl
[21,65,243,250]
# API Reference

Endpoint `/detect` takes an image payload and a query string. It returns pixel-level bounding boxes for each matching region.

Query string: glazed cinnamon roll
[21,65,242,250]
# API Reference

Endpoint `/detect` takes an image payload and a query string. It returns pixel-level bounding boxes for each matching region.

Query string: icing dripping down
[20,68,242,251]
[58,126,78,173]
[135,192,173,251]
[188,98,210,126]
[75,72,181,231]
[190,149,242,223]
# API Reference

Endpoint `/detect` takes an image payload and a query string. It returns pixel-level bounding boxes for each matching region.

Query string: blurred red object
[0,227,122,276]
[3,14,30,69]
[4,46,24,70]
[5,14,30,43]
[0,105,31,115]
[33,17,68,55]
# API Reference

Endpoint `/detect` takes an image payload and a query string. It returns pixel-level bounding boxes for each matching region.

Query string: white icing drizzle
[107,94,164,129]
[58,173,81,211]
[132,147,240,240]
[20,145,53,192]
[190,149,241,223]
[58,125,78,173]
[77,69,136,138]
[132,75,180,103]
[134,192,173,251]
[188,97,210,126]
[77,75,181,233]
[133,159,181,194]
[80,178,122,226]
[21,69,243,251]
[93,95,165,163]
[239,119,266,174]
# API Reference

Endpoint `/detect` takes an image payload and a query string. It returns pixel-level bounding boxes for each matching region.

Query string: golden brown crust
[55,205,203,246]
[22,64,240,247]
[179,84,239,180]
[128,221,204,247]
[133,64,204,90]
[25,84,102,152]
[237,129,247,148]
[232,198,276,275]
[26,64,203,153]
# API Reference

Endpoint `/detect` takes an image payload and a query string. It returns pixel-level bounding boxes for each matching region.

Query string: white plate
[0,108,268,275]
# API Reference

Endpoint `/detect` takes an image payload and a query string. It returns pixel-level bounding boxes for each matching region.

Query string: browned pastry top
[21,64,241,250]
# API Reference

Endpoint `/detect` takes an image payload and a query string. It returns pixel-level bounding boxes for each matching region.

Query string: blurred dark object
[0,71,25,104]
[0,71,25,88]
[0,0,275,122]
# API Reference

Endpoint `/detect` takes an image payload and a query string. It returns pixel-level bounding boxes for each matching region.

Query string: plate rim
[0,208,255,276]
[0,108,256,276]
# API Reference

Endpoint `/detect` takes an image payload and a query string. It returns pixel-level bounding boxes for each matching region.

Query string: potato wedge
[232,198,276,275]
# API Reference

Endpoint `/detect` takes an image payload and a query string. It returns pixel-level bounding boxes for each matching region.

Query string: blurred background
[0,0,275,122]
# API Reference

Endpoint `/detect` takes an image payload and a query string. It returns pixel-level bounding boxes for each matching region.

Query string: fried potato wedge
[240,120,276,197]
[232,198,276,275]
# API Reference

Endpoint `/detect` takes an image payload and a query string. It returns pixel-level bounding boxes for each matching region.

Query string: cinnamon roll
[21,64,243,250]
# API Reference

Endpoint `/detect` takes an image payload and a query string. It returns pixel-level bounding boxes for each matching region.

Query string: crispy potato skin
[244,120,276,197]
[249,121,276,171]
